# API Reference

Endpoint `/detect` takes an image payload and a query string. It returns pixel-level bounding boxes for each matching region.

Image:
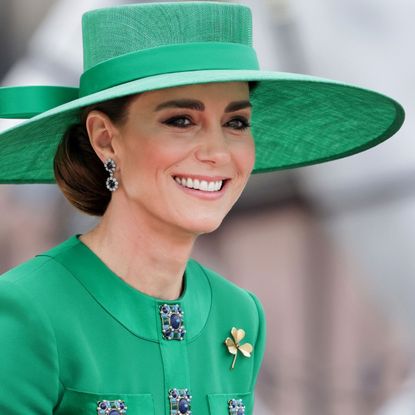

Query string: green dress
[0,235,265,414]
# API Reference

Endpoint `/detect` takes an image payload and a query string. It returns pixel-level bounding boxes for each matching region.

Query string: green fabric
[0,86,78,119]
[0,1,405,183]
[80,42,259,96]
[0,235,266,414]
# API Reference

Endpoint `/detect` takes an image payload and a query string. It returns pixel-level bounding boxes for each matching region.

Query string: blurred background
[0,0,413,414]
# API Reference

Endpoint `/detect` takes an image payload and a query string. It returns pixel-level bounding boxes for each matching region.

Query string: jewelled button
[169,388,192,415]
[96,400,127,415]
[159,304,186,340]
[228,399,245,415]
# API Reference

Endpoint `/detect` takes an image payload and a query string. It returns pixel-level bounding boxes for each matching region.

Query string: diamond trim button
[159,304,186,340]
[169,388,192,415]
[228,399,245,415]
[96,400,127,415]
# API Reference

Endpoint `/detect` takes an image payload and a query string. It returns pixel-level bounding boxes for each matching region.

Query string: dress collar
[41,235,212,342]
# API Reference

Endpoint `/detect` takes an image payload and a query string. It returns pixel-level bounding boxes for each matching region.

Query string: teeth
[200,180,208,191]
[174,176,224,192]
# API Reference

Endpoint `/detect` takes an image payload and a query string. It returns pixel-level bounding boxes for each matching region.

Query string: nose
[194,125,232,166]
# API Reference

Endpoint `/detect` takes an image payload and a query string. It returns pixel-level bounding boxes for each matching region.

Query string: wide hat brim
[0,69,405,183]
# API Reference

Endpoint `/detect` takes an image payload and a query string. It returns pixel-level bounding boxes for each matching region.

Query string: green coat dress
[0,235,266,414]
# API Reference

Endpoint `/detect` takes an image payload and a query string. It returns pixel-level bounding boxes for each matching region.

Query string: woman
[0,2,404,414]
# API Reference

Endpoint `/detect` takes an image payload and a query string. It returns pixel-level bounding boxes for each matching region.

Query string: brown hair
[54,81,260,217]
[54,95,136,216]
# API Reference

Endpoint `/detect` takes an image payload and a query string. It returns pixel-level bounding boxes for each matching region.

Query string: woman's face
[110,82,255,236]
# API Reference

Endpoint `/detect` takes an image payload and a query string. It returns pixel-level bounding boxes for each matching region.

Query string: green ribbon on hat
[80,42,259,96]
[0,42,259,119]
[0,86,79,119]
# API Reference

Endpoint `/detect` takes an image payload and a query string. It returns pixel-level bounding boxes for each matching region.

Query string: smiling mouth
[173,176,227,192]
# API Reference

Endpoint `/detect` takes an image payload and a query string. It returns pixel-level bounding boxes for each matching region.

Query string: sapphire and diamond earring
[104,158,119,192]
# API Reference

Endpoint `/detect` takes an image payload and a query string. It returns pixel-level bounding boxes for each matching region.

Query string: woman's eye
[162,115,251,131]
[163,116,193,128]
[226,117,251,131]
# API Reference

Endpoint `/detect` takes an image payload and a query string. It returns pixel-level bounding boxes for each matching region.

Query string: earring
[104,158,119,192]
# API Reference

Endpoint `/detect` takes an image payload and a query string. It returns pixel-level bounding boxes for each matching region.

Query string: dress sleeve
[248,291,267,391]
[0,279,60,413]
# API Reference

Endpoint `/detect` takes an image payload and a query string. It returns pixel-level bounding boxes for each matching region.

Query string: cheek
[122,137,188,182]
[145,141,190,172]
[233,138,256,176]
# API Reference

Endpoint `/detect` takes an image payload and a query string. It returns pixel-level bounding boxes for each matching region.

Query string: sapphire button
[179,398,189,414]
[171,313,181,329]
[159,303,186,340]
[228,398,245,415]
[96,400,127,415]
[169,388,191,415]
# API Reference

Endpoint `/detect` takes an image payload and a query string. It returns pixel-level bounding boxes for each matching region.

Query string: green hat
[0,1,405,183]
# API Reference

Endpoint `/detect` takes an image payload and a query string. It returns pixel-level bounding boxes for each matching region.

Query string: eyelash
[162,115,251,131]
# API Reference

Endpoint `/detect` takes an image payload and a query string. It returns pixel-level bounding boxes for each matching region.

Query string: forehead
[141,81,250,103]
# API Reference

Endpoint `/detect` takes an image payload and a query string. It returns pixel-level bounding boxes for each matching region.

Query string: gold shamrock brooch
[225,327,253,369]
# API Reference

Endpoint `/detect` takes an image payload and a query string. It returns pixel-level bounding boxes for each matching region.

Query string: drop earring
[104,158,119,192]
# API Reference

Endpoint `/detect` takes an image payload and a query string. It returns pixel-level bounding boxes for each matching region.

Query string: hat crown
[82,2,253,71]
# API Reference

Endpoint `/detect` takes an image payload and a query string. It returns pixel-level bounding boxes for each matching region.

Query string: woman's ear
[86,110,118,163]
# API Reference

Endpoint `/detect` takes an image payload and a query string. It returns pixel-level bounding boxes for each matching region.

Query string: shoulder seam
[247,291,260,345]
[247,291,266,391]
[1,255,55,283]
[192,260,249,294]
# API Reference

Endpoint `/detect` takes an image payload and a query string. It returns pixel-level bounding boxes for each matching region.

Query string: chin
[181,215,225,235]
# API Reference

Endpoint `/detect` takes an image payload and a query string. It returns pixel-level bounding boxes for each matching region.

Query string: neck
[80,196,197,300]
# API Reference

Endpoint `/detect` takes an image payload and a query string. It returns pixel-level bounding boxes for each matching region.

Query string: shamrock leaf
[224,327,253,369]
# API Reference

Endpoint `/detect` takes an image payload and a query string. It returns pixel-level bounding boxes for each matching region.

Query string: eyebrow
[154,99,252,113]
